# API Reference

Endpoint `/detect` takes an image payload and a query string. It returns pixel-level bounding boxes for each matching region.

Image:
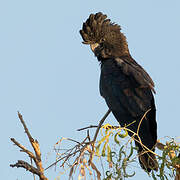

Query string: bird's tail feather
[138,151,158,172]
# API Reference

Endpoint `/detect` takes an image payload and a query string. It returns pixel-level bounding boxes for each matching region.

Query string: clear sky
[1,0,180,179]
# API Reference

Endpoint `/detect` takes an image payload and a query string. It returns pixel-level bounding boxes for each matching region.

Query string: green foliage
[152,139,180,180]
[103,144,136,180]
[95,124,136,180]
[53,123,180,180]
[95,125,180,180]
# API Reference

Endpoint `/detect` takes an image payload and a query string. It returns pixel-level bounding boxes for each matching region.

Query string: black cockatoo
[79,12,158,172]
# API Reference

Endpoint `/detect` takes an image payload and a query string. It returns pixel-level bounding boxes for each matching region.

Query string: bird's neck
[98,54,132,63]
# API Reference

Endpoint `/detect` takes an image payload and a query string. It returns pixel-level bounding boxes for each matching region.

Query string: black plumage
[80,12,158,172]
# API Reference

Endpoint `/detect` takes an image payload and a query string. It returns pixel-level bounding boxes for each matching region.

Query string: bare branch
[92,109,111,143]
[10,112,48,180]
[77,124,121,132]
[86,109,111,166]
[10,160,40,176]
[77,125,98,131]
[17,112,44,172]
[10,138,36,160]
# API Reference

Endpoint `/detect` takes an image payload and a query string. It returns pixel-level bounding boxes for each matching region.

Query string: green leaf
[118,129,128,138]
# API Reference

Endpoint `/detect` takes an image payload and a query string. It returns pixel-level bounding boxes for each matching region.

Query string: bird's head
[80,12,129,60]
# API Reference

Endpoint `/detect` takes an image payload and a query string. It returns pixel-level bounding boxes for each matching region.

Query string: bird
[79,12,158,172]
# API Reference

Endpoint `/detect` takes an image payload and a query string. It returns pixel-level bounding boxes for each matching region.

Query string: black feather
[80,12,158,172]
[99,58,158,172]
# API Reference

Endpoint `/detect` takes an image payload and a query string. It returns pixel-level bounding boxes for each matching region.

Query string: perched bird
[80,12,158,172]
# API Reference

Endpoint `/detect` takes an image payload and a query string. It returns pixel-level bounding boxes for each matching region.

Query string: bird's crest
[79,12,129,57]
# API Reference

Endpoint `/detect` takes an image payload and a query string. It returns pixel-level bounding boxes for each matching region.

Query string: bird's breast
[99,60,128,99]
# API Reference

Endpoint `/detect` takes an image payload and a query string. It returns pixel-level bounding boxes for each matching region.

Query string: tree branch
[10,160,40,176]
[88,109,111,164]
[17,112,43,170]
[10,112,48,180]
[92,109,111,143]
[45,109,111,180]
[10,138,36,160]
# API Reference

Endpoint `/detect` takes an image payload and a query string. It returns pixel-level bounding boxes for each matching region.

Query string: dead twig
[85,109,111,164]
[92,109,111,143]
[10,112,48,180]
[45,109,111,180]
[77,125,121,131]
[77,125,99,131]
[10,160,41,176]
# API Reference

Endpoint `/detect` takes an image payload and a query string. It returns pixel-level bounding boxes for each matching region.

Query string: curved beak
[90,43,99,52]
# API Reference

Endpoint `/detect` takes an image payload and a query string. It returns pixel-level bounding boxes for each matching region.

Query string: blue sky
[1,0,180,179]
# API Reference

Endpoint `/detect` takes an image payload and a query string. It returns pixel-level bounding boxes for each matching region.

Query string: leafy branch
[10,110,180,180]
